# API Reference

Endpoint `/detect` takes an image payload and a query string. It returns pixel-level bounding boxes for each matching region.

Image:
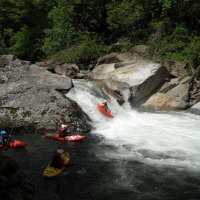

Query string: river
[5,79,200,200]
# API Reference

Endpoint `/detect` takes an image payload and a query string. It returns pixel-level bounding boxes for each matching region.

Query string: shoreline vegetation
[0,0,199,79]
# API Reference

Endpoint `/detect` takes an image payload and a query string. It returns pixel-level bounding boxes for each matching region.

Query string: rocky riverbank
[86,46,200,114]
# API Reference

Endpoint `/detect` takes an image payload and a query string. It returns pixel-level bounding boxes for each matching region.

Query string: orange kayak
[0,140,27,149]
[97,104,114,118]
[44,133,85,141]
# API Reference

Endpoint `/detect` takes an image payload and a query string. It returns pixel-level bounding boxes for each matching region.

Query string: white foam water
[66,79,200,171]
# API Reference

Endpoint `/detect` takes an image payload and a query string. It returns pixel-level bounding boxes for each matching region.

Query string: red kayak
[44,133,85,142]
[97,104,114,118]
[0,140,27,149]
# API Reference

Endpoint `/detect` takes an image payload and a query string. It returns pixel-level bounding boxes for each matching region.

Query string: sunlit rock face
[140,77,191,111]
[89,51,170,108]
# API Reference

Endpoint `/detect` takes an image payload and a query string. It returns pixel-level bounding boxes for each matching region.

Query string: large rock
[107,43,123,54]
[140,77,191,110]
[93,79,127,105]
[96,52,120,65]
[129,45,149,57]
[90,52,170,107]
[189,102,200,115]
[189,81,200,107]
[0,55,91,131]
[163,60,188,78]
[54,63,79,78]
[0,154,35,200]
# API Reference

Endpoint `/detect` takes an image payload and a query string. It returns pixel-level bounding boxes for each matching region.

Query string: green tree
[107,0,144,37]
[0,0,55,60]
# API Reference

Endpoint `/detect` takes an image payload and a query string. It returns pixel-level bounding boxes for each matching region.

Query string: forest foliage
[0,0,199,73]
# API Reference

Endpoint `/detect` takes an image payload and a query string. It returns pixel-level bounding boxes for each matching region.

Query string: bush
[147,25,200,75]
[9,26,31,58]
[115,37,133,53]
[51,33,107,69]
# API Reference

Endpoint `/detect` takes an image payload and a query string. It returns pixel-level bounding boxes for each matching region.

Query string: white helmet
[61,124,67,128]
[103,100,107,104]
[57,149,64,155]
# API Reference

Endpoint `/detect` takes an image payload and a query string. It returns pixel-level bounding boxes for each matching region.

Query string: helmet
[57,149,64,155]
[61,124,67,129]
[0,130,6,135]
[103,100,107,104]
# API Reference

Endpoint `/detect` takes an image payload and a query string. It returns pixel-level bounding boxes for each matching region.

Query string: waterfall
[66,79,200,171]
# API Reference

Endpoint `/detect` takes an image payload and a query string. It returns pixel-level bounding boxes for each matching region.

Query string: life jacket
[59,128,65,133]
[51,153,65,169]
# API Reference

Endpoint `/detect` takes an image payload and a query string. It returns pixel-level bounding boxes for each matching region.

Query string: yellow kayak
[43,152,70,178]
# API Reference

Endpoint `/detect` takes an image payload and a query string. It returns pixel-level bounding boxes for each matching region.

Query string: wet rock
[189,102,200,115]
[128,64,170,107]
[0,55,91,131]
[93,79,127,104]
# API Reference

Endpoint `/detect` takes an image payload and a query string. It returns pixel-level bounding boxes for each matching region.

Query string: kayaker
[50,149,66,169]
[102,100,110,111]
[0,130,12,150]
[0,130,4,144]
[58,124,71,138]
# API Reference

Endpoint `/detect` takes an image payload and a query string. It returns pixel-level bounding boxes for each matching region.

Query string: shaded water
[4,79,200,200]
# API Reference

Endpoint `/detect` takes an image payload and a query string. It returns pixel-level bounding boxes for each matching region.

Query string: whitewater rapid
[66,79,200,171]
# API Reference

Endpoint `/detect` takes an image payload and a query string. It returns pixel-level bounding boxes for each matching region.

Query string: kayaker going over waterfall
[101,100,110,111]
[98,100,113,118]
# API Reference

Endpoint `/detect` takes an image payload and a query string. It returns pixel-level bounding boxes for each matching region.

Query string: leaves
[0,0,199,74]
